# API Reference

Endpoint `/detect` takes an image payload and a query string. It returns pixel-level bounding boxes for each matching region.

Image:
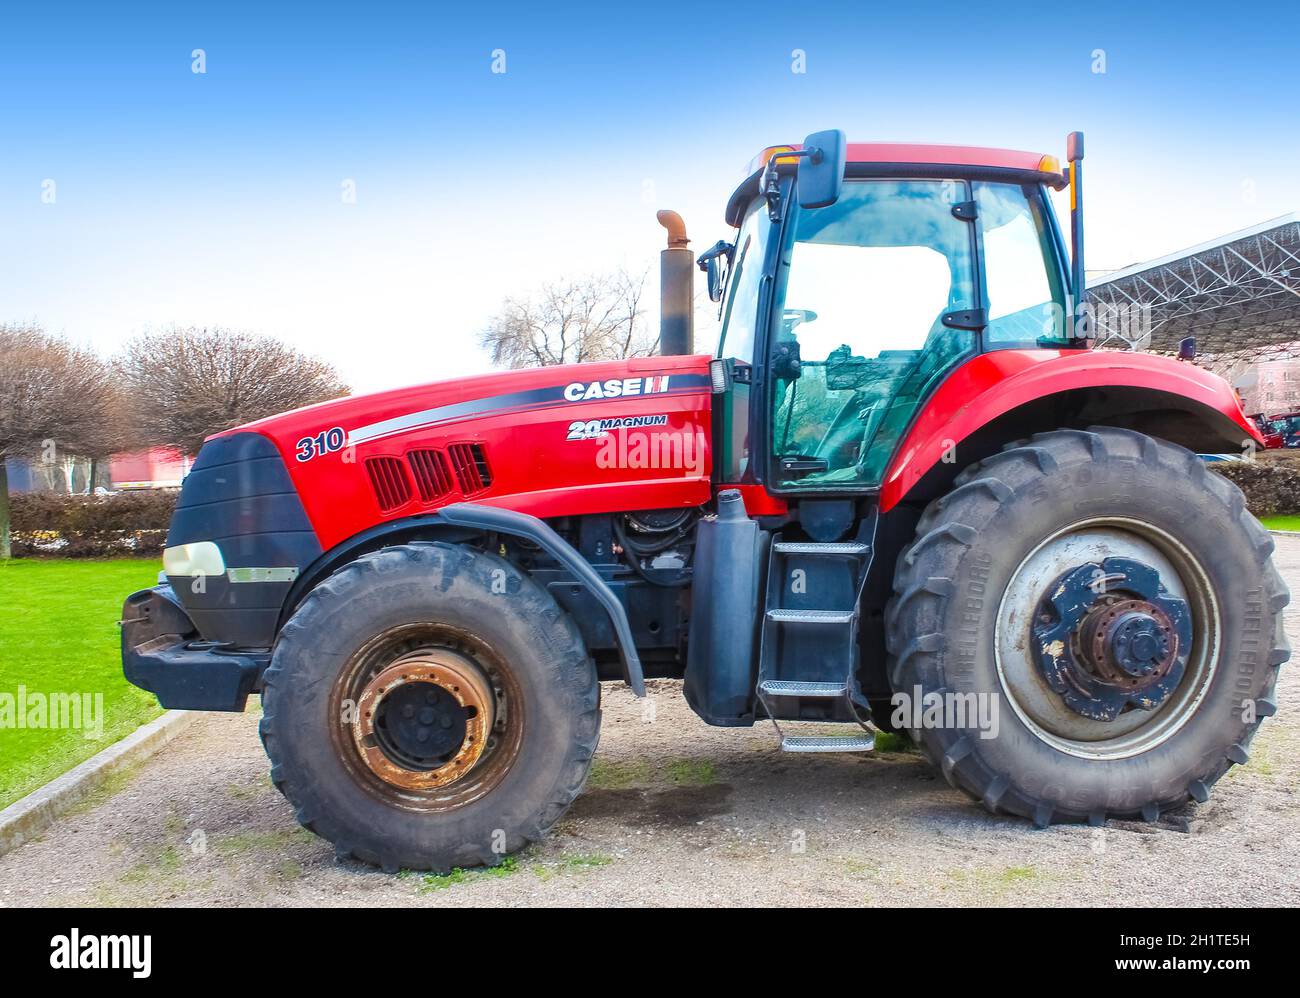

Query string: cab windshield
[716,196,775,369]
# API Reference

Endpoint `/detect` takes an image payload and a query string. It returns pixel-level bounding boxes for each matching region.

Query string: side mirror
[697,240,733,303]
[1177,336,1197,361]
[796,129,847,210]
[703,256,723,303]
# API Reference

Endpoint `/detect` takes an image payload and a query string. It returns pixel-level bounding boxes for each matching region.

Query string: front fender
[280,504,647,697]
[436,503,645,696]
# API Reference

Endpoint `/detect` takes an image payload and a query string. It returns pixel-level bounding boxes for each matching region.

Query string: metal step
[773,541,871,556]
[765,608,855,624]
[781,734,876,753]
[758,680,848,698]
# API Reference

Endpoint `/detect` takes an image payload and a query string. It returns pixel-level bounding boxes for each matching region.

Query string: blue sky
[2,0,1297,392]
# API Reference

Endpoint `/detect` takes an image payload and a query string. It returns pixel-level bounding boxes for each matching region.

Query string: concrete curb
[0,710,197,859]
[1268,529,1300,537]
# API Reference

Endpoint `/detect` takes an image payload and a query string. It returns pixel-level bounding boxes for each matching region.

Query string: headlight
[163,541,226,578]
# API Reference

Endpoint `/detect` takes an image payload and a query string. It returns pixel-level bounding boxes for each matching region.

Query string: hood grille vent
[406,449,455,503]
[365,445,490,511]
[365,456,413,512]
[448,443,492,496]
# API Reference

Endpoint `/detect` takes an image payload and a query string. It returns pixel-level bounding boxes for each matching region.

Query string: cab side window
[976,182,1067,346]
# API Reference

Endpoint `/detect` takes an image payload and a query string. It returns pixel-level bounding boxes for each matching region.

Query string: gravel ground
[4,538,1299,908]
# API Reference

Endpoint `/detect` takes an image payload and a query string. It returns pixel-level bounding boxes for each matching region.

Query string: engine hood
[211,353,716,552]
[222,354,712,446]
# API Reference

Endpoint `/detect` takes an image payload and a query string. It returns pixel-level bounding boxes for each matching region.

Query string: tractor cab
[707,134,1075,493]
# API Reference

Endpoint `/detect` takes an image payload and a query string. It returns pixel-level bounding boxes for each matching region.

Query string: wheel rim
[994,517,1220,760]
[329,623,523,811]
[353,651,495,790]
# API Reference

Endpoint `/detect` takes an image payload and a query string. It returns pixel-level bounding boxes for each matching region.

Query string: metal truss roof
[1087,213,1300,353]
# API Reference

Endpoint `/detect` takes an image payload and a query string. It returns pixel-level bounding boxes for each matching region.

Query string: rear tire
[260,541,600,871]
[885,427,1288,826]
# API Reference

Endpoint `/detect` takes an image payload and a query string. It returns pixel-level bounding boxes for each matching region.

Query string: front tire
[886,428,1289,826]
[260,542,600,871]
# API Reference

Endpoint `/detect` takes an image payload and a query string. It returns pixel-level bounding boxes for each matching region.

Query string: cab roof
[727,141,1066,226]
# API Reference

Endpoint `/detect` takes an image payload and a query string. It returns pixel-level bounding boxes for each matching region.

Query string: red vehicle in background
[1253,412,1300,449]
[122,129,1287,872]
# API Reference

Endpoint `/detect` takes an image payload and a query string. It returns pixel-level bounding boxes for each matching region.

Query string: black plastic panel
[168,494,318,555]
[168,456,294,507]
[166,432,322,647]
[121,585,269,711]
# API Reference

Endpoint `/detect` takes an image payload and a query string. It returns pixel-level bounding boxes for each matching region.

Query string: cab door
[766,178,982,490]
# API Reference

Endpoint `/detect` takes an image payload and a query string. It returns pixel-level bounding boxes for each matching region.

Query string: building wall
[1238,358,1300,416]
[109,448,189,489]
[3,449,188,494]
[3,457,43,493]
[2,456,100,493]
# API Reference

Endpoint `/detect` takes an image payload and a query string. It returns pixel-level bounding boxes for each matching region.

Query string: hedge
[8,491,177,558]
[1209,460,1300,518]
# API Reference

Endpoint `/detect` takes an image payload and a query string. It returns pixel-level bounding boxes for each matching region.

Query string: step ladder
[756,514,878,753]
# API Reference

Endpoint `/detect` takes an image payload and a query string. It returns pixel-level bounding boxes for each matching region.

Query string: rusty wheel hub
[1032,556,1192,722]
[352,650,495,790]
[1078,598,1176,687]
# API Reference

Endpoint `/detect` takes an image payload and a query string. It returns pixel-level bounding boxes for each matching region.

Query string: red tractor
[123,130,1288,871]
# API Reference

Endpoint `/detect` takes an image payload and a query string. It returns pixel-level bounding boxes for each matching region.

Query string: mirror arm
[696,240,734,268]
[762,147,822,221]
[763,161,784,222]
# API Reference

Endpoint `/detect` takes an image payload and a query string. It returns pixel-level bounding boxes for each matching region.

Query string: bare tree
[117,327,350,455]
[0,324,120,557]
[480,270,656,369]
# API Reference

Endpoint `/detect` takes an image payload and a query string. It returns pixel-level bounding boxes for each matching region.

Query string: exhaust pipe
[656,210,694,356]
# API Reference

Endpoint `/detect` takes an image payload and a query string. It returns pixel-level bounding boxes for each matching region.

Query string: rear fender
[882,350,1259,511]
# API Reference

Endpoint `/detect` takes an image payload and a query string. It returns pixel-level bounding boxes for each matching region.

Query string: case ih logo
[562,375,670,401]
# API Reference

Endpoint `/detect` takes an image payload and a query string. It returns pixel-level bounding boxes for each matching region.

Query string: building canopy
[1088,213,1300,356]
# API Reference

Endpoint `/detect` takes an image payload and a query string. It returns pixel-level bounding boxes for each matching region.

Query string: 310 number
[295,426,346,462]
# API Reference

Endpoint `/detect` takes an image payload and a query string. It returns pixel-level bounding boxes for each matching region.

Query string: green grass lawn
[0,558,164,809]
[1260,516,1300,532]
